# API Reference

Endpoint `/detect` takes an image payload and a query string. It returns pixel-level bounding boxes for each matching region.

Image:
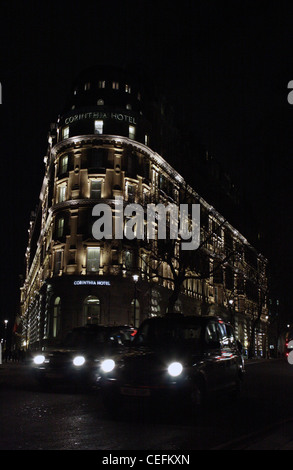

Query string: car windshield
[133,318,202,348]
[63,328,107,349]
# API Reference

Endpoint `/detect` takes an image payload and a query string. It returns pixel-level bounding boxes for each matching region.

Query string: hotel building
[19,66,268,356]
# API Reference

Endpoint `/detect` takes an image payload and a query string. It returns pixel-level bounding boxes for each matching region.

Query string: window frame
[86,247,101,273]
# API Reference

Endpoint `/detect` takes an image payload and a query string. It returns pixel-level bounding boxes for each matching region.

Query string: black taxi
[31,324,135,388]
[99,314,244,411]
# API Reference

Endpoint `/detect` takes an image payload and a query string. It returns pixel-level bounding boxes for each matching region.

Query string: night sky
[1,1,293,332]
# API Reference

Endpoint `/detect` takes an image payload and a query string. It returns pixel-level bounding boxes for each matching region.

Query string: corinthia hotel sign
[64,111,137,125]
[73,280,111,286]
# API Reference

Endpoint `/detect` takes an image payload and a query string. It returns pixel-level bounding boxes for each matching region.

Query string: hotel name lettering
[64,111,137,125]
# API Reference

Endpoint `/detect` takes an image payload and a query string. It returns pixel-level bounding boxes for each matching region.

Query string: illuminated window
[90,180,102,199]
[129,125,136,139]
[112,81,119,90]
[62,126,69,139]
[98,80,105,88]
[84,82,90,90]
[141,253,149,277]
[125,250,133,270]
[87,247,100,272]
[58,185,66,203]
[144,134,149,146]
[125,84,131,93]
[126,103,132,110]
[56,217,64,238]
[60,155,68,174]
[94,120,104,134]
[97,99,104,105]
[52,296,61,337]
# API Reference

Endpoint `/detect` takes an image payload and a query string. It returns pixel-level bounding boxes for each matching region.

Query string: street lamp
[133,274,139,327]
[4,320,8,360]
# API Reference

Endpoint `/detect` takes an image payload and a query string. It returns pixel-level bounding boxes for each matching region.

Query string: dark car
[99,314,244,412]
[31,324,136,388]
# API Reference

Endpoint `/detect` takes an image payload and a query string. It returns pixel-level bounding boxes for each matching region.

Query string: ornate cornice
[50,135,267,263]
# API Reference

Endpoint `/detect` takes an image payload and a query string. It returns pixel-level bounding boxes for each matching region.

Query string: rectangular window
[112,249,118,264]
[62,126,69,139]
[58,185,66,203]
[90,180,102,199]
[141,253,149,276]
[87,247,101,272]
[54,251,62,275]
[129,125,136,140]
[84,82,91,90]
[94,120,104,134]
[127,184,135,202]
[125,250,133,270]
[98,80,105,88]
[60,155,68,174]
[57,217,64,238]
[112,81,119,90]
[125,84,131,93]
[144,134,149,146]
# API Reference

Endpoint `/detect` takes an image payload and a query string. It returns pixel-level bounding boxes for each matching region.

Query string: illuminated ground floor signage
[73,280,111,286]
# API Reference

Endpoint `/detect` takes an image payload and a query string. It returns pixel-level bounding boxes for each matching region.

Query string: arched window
[83,296,101,325]
[52,297,61,338]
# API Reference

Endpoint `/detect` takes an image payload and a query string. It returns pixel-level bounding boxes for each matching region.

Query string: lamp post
[4,320,8,361]
[228,299,234,325]
[133,274,139,327]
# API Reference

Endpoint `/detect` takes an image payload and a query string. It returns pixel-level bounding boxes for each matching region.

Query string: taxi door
[219,322,240,388]
[203,321,226,392]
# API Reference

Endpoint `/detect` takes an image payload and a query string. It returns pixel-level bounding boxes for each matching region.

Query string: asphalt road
[1,358,293,451]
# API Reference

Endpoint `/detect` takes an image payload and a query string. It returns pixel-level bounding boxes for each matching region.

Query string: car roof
[140,314,226,325]
[70,324,134,333]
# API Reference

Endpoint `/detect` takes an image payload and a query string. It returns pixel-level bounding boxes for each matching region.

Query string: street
[1,358,293,451]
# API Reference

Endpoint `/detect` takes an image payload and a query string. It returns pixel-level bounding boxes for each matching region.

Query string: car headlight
[73,355,86,367]
[33,354,46,365]
[101,359,115,373]
[167,361,183,377]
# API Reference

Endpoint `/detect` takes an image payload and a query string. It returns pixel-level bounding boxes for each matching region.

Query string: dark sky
[0,0,293,328]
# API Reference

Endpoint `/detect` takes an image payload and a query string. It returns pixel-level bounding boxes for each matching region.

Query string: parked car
[31,324,136,388]
[98,314,244,412]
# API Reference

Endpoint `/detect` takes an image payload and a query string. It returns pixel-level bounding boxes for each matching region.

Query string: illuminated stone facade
[20,66,268,355]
